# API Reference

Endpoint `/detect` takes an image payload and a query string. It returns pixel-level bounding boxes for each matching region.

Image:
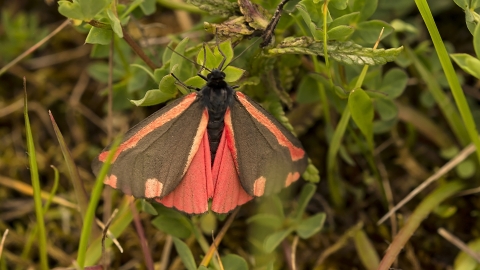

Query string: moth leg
[170,73,201,92]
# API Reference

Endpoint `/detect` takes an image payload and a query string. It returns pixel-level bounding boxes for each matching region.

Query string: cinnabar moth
[92,45,308,214]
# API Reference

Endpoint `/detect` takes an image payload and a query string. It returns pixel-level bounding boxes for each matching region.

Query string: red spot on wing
[235,92,305,161]
[155,129,212,214]
[104,175,118,189]
[99,94,198,163]
[285,172,300,187]
[211,115,253,213]
[145,178,163,198]
[253,177,266,196]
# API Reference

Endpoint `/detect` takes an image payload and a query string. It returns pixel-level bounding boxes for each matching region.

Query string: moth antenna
[194,43,209,81]
[171,72,201,92]
[167,46,212,73]
[223,38,261,71]
[215,32,227,70]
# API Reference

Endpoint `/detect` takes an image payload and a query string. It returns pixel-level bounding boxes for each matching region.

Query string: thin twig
[0,229,9,259]
[0,20,70,76]
[291,235,299,270]
[438,228,480,263]
[0,175,77,209]
[130,201,155,270]
[377,142,475,225]
[315,222,363,267]
[200,208,240,266]
[101,208,119,270]
[159,235,173,270]
[122,27,158,69]
[211,232,224,270]
[261,0,291,47]
[96,218,123,253]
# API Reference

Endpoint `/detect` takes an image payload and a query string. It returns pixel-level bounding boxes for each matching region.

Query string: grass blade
[414,0,480,162]
[84,197,135,266]
[76,136,121,269]
[377,180,465,270]
[24,82,49,270]
[49,111,90,220]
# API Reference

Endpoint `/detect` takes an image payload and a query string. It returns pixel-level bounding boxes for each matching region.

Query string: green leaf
[152,213,193,239]
[296,74,321,103]
[214,39,234,67]
[296,213,326,239]
[330,12,360,28]
[263,228,293,253]
[163,41,175,65]
[221,254,248,270]
[327,25,354,41]
[454,237,480,270]
[183,76,206,89]
[58,1,84,20]
[197,44,217,70]
[269,38,403,66]
[373,117,397,134]
[353,229,380,270]
[87,62,125,83]
[159,73,179,94]
[356,20,393,44]
[247,214,283,229]
[373,95,397,121]
[141,200,158,215]
[378,68,407,98]
[456,159,476,179]
[349,88,374,149]
[330,0,348,10]
[224,66,245,82]
[433,204,458,218]
[189,0,237,17]
[58,0,110,21]
[140,0,157,15]
[154,65,170,83]
[130,74,177,106]
[131,64,155,81]
[474,21,480,58]
[452,0,469,9]
[171,38,191,80]
[127,66,148,92]
[172,237,197,270]
[350,0,378,21]
[451,53,480,79]
[199,211,217,235]
[85,27,112,45]
[81,0,110,20]
[293,183,316,220]
[107,9,123,38]
[297,0,329,40]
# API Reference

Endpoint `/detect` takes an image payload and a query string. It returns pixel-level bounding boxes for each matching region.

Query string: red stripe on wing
[235,92,305,161]
[98,93,198,163]
[155,128,212,214]
[154,109,212,214]
[211,108,253,213]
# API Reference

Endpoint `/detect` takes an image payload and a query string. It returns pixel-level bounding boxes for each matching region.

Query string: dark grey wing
[228,92,308,197]
[92,93,207,198]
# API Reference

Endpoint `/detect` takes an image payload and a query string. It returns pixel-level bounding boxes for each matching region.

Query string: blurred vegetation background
[1,0,480,269]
